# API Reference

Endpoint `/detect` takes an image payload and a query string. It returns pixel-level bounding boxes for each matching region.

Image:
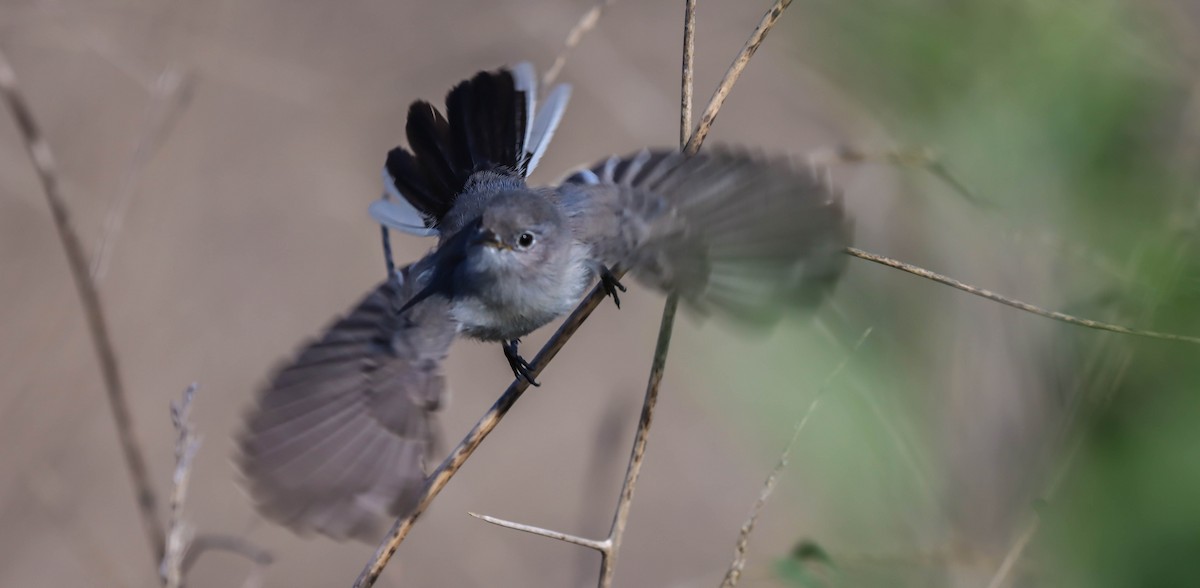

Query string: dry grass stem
[845,246,1200,344]
[0,44,166,564]
[163,384,201,588]
[469,512,610,551]
[684,0,793,155]
[680,0,697,147]
[92,66,193,281]
[542,0,616,88]
[597,294,678,587]
[720,328,872,587]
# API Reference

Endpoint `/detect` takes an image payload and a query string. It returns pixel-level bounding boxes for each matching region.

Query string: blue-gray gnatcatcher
[239,63,851,541]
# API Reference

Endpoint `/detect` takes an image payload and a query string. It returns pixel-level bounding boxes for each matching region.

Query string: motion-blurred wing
[558,148,851,324]
[237,263,457,541]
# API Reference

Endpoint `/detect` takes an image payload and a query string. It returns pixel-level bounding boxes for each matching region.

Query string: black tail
[386,67,527,226]
[376,63,572,237]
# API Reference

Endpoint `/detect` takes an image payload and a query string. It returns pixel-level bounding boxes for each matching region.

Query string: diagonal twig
[0,43,166,565]
[91,66,193,281]
[845,247,1200,344]
[542,0,616,89]
[684,0,793,155]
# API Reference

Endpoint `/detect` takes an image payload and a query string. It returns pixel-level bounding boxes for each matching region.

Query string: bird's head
[469,191,567,272]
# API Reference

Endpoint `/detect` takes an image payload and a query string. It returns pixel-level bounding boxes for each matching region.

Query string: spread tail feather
[375,63,572,237]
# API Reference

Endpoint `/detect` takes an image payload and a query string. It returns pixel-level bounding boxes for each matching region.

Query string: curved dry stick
[684,0,793,155]
[0,45,166,563]
[845,247,1200,344]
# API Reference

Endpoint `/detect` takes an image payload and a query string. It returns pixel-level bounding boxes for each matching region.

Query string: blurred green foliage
[724,0,1200,586]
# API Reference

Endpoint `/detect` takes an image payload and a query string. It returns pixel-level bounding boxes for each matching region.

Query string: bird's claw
[599,266,627,309]
[503,339,540,387]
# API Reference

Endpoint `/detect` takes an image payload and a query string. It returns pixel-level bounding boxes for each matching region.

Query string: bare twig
[92,66,193,280]
[844,246,1200,344]
[161,384,273,588]
[598,295,679,586]
[542,0,616,88]
[684,0,793,154]
[162,384,201,588]
[680,0,697,148]
[720,328,872,587]
[0,44,166,563]
[469,512,609,551]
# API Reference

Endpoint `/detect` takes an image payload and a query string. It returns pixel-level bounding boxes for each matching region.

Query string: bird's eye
[517,232,535,248]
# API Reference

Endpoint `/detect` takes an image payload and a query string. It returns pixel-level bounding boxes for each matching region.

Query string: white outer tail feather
[525,83,571,176]
[371,168,439,237]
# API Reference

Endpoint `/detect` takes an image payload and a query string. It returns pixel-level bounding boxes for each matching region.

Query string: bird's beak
[475,228,509,250]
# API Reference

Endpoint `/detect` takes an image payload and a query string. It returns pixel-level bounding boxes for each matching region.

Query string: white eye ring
[517,232,536,248]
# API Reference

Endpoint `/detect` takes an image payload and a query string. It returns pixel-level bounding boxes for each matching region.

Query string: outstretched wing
[237,262,457,541]
[557,148,851,324]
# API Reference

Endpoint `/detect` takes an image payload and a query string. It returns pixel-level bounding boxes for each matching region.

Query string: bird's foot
[599,266,627,309]
[503,339,540,387]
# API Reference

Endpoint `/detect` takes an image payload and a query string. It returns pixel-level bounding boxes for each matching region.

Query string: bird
[238,62,852,541]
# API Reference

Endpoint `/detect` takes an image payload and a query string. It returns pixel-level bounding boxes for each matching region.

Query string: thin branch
[983,514,1042,588]
[0,44,166,563]
[468,512,610,551]
[680,0,697,148]
[163,384,201,588]
[542,0,616,89]
[845,246,1200,344]
[599,295,679,587]
[91,66,193,281]
[720,328,872,588]
[684,0,793,155]
[807,145,991,210]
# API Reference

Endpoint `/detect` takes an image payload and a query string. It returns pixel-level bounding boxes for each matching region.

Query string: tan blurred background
[0,0,1163,586]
